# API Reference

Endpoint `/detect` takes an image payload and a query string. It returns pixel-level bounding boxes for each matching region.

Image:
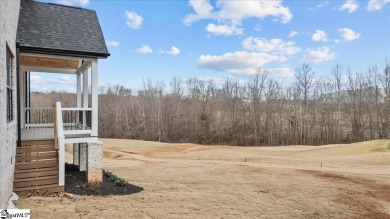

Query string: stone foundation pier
[86,141,103,183]
[73,143,79,166]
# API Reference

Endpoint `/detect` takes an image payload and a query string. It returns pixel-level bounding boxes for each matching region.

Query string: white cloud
[312,30,328,42]
[339,0,358,13]
[338,28,361,41]
[106,41,119,47]
[317,1,330,8]
[48,76,73,86]
[60,76,71,82]
[125,11,143,29]
[367,0,390,11]
[57,0,89,6]
[163,46,181,56]
[301,46,335,64]
[30,74,76,92]
[137,45,153,54]
[215,0,292,24]
[242,37,300,56]
[288,31,299,38]
[183,0,214,25]
[31,76,43,84]
[334,39,341,43]
[183,0,292,36]
[309,1,330,10]
[206,23,243,36]
[197,51,284,76]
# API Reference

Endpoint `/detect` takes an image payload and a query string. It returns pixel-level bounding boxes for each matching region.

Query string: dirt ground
[15,139,390,219]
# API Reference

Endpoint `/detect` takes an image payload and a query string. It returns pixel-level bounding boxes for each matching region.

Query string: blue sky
[32,0,390,93]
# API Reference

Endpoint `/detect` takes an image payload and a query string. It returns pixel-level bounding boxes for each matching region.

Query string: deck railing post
[58,135,65,187]
[77,72,82,126]
[52,104,58,149]
[83,68,88,130]
[91,59,98,137]
[55,102,65,187]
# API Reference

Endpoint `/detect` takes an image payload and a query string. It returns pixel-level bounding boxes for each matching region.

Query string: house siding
[0,0,21,209]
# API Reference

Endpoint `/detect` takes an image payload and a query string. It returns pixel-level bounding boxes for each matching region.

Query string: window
[6,48,14,123]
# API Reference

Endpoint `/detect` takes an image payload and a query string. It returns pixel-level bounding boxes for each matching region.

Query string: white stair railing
[53,102,65,187]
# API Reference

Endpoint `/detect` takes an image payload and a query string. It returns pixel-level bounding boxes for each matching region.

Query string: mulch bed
[65,163,143,196]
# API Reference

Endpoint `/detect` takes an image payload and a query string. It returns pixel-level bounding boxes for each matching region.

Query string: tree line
[32,62,390,146]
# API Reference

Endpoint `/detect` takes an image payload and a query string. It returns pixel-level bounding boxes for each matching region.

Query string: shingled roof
[17,0,110,58]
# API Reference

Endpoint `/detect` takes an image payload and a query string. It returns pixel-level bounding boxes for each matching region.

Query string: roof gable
[17,0,110,58]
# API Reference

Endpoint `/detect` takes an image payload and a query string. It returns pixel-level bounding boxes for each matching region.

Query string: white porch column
[83,68,88,129]
[19,67,25,129]
[83,68,89,108]
[76,73,82,128]
[77,73,82,108]
[25,71,30,127]
[91,59,98,137]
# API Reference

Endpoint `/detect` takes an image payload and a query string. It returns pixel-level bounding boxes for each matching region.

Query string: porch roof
[16,0,110,58]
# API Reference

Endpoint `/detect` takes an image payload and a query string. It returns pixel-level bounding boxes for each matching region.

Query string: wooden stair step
[16,152,57,157]
[16,153,58,162]
[17,147,57,153]
[14,175,58,183]
[15,166,58,174]
[14,169,58,180]
[15,161,58,170]
[21,140,55,146]
[14,178,59,188]
[14,185,64,193]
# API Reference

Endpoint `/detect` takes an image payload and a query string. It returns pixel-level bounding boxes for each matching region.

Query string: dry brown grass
[16,139,390,218]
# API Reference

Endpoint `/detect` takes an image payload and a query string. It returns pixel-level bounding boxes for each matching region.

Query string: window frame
[6,46,14,123]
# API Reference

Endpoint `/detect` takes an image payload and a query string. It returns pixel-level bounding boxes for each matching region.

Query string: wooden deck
[21,128,54,141]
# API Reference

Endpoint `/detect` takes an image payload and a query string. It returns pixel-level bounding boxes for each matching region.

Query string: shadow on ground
[65,163,143,196]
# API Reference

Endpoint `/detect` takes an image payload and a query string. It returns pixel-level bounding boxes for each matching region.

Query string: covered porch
[19,53,99,143]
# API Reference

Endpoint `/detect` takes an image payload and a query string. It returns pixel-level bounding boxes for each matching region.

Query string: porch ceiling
[20,55,79,70]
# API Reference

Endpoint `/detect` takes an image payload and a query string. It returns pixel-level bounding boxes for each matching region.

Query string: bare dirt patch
[300,170,390,218]
[302,170,390,202]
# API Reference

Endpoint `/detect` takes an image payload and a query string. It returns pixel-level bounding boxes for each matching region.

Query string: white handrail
[25,107,52,110]
[26,107,93,111]
[25,124,54,128]
[61,108,93,111]
[63,130,92,135]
